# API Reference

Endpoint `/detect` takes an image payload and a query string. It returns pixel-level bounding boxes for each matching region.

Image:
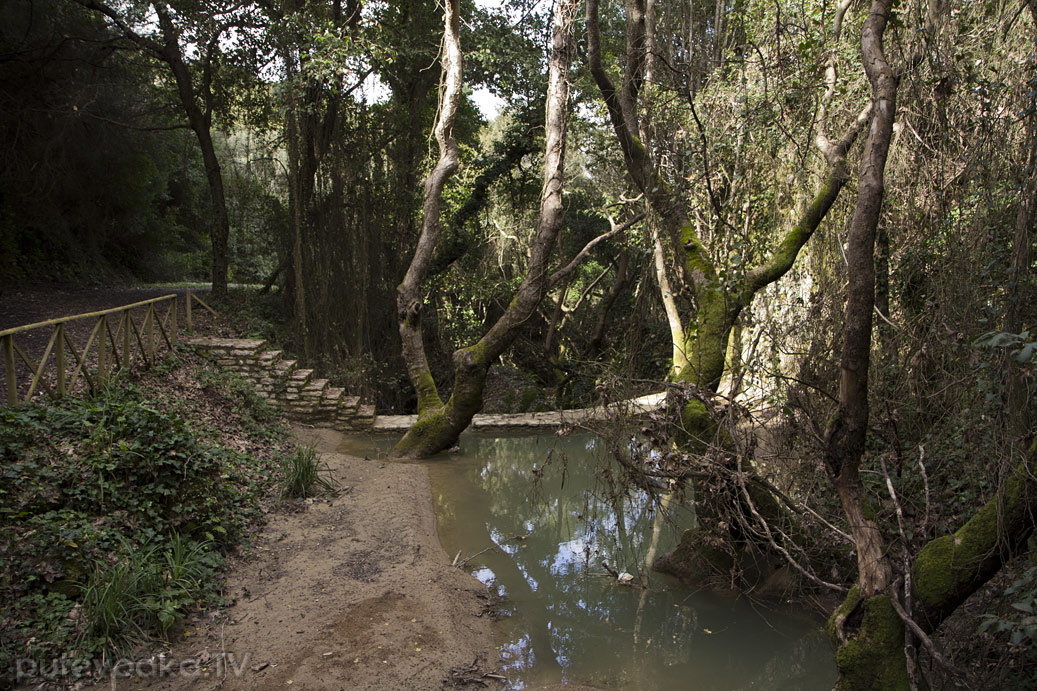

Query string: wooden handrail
[1,291,218,406]
[0,294,178,338]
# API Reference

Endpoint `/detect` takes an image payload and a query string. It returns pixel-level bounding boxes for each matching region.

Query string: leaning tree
[823,0,1037,687]
[391,0,643,458]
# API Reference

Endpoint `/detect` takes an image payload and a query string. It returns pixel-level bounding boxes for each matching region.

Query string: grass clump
[79,534,219,651]
[279,443,338,498]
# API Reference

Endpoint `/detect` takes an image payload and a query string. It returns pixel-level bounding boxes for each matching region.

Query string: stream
[338,432,836,690]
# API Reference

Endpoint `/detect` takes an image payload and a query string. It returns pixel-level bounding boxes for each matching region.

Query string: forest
[1,0,1035,688]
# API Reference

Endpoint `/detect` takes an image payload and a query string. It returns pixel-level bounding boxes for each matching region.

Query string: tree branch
[548,212,646,287]
[68,0,164,55]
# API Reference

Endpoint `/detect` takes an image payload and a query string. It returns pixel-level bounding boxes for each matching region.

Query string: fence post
[97,315,108,386]
[56,324,66,398]
[4,335,15,406]
[122,309,131,370]
[171,296,178,345]
[147,305,155,365]
[186,292,193,334]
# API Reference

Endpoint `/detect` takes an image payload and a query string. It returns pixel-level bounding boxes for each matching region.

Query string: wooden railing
[1,292,218,406]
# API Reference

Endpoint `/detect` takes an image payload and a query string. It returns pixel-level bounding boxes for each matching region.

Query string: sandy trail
[121,426,500,691]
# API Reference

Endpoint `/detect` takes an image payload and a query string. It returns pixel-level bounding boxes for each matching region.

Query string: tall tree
[393,0,605,458]
[69,0,259,297]
[585,0,867,437]
[824,2,1037,687]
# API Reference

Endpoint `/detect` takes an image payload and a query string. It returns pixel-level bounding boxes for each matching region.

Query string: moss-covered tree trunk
[392,0,582,458]
[586,0,863,440]
[586,0,869,586]
[829,456,1037,690]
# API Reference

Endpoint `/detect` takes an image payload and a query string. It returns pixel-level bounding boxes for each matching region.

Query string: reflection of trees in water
[430,434,835,690]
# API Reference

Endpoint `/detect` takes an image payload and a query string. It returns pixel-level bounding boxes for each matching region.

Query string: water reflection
[338,433,836,690]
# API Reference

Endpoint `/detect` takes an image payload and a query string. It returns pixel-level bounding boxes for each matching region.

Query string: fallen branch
[889,578,962,678]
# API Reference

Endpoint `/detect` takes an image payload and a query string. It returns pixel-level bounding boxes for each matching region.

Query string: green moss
[391,408,451,458]
[832,595,910,691]
[653,527,734,586]
[461,340,490,368]
[415,368,443,413]
[675,292,737,392]
[826,585,862,642]
[679,399,716,452]
[913,464,1033,624]
[912,535,957,607]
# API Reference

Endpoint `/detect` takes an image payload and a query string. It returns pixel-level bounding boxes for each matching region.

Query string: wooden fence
[1,292,218,406]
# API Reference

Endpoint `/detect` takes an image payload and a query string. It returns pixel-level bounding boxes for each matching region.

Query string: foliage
[976,330,1037,366]
[978,557,1037,652]
[0,357,289,683]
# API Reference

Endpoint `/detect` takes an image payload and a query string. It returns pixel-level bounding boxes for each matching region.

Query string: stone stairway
[187,337,668,435]
[186,337,375,430]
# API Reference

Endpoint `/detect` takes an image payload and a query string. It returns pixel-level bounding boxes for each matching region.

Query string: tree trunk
[586,248,630,358]
[587,0,861,437]
[394,0,463,419]
[825,4,1037,688]
[154,4,229,299]
[392,0,581,458]
[285,100,309,359]
[650,222,687,376]
[820,0,904,686]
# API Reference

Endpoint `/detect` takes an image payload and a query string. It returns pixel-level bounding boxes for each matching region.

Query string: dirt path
[119,427,501,691]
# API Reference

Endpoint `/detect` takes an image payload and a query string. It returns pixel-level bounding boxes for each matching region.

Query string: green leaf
[1011,599,1034,614]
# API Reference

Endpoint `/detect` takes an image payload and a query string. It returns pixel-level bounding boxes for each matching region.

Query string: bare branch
[889,579,962,677]
[548,212,646,287]
[735,463,850,593]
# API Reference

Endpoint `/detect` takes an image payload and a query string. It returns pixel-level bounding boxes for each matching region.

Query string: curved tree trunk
[392,0,582,458]
[823,4,1037,689]
[820,0,903,686]
[586,0,862,436]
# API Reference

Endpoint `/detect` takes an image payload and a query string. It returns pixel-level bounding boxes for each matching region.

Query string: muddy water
[338,432,836,690]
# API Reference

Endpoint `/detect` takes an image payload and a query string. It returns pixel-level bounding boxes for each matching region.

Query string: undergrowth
[279,443,338,498]
[0,348,292,686]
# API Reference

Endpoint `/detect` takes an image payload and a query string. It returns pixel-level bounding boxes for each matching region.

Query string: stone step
[273,358,296,372]
[299,378,329,396]
[371,414,417,431]
[321,387,346,409]
[284,371,314,395]
[286,368,313,384]
[271,360,297,381]
[253,350,283,366]
[187,337,267,357]
[187,339,390,429]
